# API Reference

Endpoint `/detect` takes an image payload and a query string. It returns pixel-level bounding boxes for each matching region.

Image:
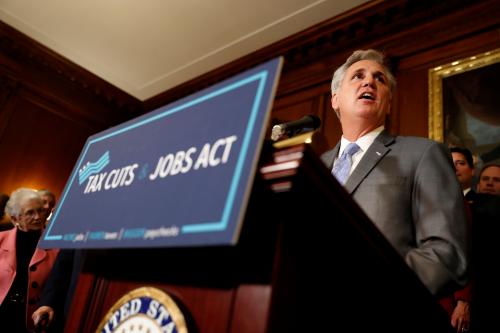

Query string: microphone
[271,114,321,141]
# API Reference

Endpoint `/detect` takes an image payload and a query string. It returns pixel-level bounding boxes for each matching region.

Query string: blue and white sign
[40,58,283,249]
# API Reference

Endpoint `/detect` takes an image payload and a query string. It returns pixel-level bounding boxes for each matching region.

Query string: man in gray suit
[321,49,467,296]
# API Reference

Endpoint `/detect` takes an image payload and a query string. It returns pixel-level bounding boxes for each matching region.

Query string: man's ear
[10,215,18,223]
[331,94,339,111]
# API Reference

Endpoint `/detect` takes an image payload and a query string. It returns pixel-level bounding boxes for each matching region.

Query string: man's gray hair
[5,188,41,217]
[331,49,397,94]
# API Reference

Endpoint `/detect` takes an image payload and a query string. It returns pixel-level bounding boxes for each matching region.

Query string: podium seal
[96,286,188,333]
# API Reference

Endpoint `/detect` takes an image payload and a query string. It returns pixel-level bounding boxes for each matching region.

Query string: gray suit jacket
[321,130,467,295]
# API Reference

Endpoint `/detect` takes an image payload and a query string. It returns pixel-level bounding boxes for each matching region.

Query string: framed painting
[429,48,500,166]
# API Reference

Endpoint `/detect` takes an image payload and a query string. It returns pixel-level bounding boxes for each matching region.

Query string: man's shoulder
[389,135,446,153]
[392,135,438,147]
[376,135,453,169]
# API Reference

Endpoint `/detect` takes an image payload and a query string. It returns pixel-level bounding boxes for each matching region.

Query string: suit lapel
[0,229,17,271]
[323,142,340,170]
[345,131,395,194]
[30,248,47,267]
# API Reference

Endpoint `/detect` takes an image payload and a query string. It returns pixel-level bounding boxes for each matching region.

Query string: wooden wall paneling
[271,1,500,140]
[321,91,343,150]
[397,29,500,72]
[0,75,18,142]
[393,68,429,137]
[142,0,500,147]
[0,20,142,198]
[3,55,128,129]
[276,58,342,100]
[0,92,94,197]
[271,82,340,153]
[0,20,142,118]
[398,8,493,60]
[142,0,499,112]
[16,86,100,131]
[272,87,323,122]
[141,0,388,112]
[394,29,500,138]
[359,1,500,61]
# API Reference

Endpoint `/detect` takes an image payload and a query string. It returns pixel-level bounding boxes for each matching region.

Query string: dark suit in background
[470,193,500,332]
[35,249,85,332]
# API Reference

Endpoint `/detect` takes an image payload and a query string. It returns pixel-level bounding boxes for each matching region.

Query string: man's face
[477,166,500,195]
[332,60,391,126]
[41,194,55,221]
[41,194,55,211]
[11,198,45,232]
[452,152,474,189]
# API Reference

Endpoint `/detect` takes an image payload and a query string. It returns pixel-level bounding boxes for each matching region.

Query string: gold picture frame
[429,48,500,163]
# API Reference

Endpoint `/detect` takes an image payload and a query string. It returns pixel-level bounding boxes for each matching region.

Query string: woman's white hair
[5,188,41,217]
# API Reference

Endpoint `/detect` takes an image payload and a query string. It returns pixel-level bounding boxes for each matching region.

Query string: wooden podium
[65,141,454,332]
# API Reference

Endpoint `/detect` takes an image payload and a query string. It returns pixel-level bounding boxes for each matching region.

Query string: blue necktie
[332,142,360,185]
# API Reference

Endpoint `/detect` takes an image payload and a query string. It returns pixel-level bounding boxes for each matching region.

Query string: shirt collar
[339,126,384,155]
[463,187,471,196]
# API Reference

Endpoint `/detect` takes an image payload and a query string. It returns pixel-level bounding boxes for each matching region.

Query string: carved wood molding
[1,0,496,119]
[0,74,19,140]
[0,21,142,117]
[266,0,500,97]
[0,74,17,108]
[144,0,499,111]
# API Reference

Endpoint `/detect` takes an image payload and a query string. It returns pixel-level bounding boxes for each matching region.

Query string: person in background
[470,163,500,332]
[451,147,477,203]
[31,189,79,332]
[321,49,468,297]
[0,193,12,231]
[0,188,58,332]
[476,163,500,195]
[440,147,475,332]
[32,249,84,332]
[37,189,56,224]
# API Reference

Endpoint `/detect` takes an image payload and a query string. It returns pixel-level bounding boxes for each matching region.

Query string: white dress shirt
[335,126,385,176]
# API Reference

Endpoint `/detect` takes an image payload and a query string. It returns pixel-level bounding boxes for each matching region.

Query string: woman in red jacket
[0,188,58,332]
